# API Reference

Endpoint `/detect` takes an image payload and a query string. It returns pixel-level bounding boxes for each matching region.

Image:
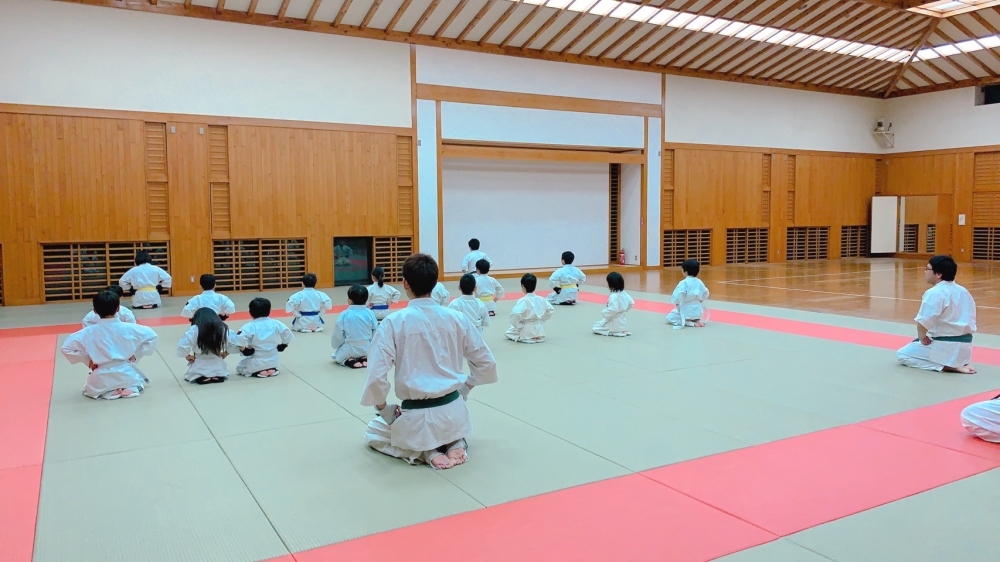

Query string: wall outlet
[199,127,205,135]
[190,276,195,283]
[958,214,966,226]
[170,125,176,134]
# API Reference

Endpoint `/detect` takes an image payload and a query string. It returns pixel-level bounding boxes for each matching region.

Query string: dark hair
[459,273,477,295]
[606,271,624,292]
[347,283,368,305]
[402,253,438,297]
[249,297,271,318]
[199,274,216,291]
[468,238,480,251]
[93,290,120,318]
[521,273,537,293]
[192,307,228,357]
[302,273,318,288]
[134,249,151,265]
[371,266,385,288]
[562,251,575,264]
[476,259,491,274]
[928,255,957,282]
[107,284,125,298]
[682,259,700,277]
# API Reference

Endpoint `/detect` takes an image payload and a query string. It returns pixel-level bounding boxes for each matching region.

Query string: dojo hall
[5,0,1000,560]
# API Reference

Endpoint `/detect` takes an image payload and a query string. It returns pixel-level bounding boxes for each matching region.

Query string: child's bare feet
[946,364,977,374]
[255,369,278,377]
[430,455,454,469]
[693,321,705,327]
[446,447,467,465]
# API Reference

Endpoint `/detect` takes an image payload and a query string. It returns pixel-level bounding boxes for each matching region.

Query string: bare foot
[430,455,454,469]
[446,447,467,465]
[256,369,278,377]
[110,388,136,399]
[350,361,365,369]
[950,364,978,374]
[694,321,705,328]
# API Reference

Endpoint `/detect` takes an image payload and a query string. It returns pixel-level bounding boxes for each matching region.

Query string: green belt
[401,390,460,410]
[913,334,973,343]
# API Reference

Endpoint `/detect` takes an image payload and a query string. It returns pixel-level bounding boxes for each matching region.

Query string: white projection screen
[870,196,899,254]
[441,158,609,272]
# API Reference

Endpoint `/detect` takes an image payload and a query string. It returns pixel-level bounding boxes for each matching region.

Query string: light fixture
[647,9,678,25]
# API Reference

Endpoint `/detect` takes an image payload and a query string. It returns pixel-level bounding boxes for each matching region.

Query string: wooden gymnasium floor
[2,257,1000,562]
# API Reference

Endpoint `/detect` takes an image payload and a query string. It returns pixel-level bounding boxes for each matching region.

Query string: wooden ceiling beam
[610,19,660,61]
[943,18,1000,69]
[520,4,568,51]
[246,0,258,14]
[499,2,544,47]
[360,0,383,29]
[386,0,414,32]
[907,63,936,85]
[305,0,323,23]
[216,0,225,15]
[580,2,656,58]
[598,10,661,59]
[888,74,1000,97]
[898,75,917,88]
[855,66,900,91]
[883,19,938,97]
[185,0,192,7]
[333,0,353,26]
[458,0,497,42]
[936,26,996,77]
[920,57,961,81]
[662,0,783,69]
[817,57,886,87]
[434,0,469,40]
[542,0,599,51]
[412,0,442,36]
[969,10,1000,34]
[277,0,292,20]
[479,0,520,46]
[560,1,638,56]
[626,0,714,64]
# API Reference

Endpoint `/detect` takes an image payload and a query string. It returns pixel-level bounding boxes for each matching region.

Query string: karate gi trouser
[961,399,1000,443]
[896,340,972,371]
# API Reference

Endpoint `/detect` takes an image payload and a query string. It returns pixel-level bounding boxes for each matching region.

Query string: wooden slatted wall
[609,164,621,263]
[41,242,170,302]
[840,226,869,258]
[145,123,169,238]
[0,244,4,306]
[786,227,828,261]
[726,228,769,264]
[972,152,1000,260]
[875,159,887,195]
[662,230,711,267]
[926,225,936,253]
[373,237,413,283]
[786,155,797,224]
[209,126,231,239]
[396,136,414,234]
[762,154,772,225]
[902,224,918,253]
[212,239,306,292]
[661,149,674,229]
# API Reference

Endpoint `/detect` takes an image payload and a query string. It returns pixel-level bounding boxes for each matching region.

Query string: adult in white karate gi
[448,274,491,334]
[548,251,587,305]
[505,274,554,343]
[286,273,334,332]
[362,254,498,470]
[332,284,379,367]
[593,272,635,337]
[177,307,240,384]
[461,238,492,273]
[181,274,236,320]
[897,255,977,373]
[667,260,710,327]
[61,290,158,399]
[961,395,1000,443]
[118,250,172,309]
[236,298,295,377]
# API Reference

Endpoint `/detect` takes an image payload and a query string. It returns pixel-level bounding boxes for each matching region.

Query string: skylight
[907,0,1000,18]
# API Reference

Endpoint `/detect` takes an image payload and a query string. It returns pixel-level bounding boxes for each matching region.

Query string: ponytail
[372,267,385,288]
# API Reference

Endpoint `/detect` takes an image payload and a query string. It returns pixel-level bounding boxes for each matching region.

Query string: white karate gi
[119,263,172,308]
[367,283,402,321]
[593,291,635,336]
[82,307,136,327]
[331,305,378,364]
[431,283,450,306]
[61,319,158,399]
[547,265,587,304]
[286,287,334,332]
[505,293,554,343]
[462,250,492,274]
[176,325,240,382]
[667,276,710,326]
[361,299,498,464]
[473,273,505,315]
[235,317,294,376]
[448,295,491,334]
[961,397,1000,443]
[181,290,237,319]
[897,281,977,371]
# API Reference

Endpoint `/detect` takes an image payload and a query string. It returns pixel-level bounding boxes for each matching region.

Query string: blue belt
[372,304,389,310]
[300,311,320,316]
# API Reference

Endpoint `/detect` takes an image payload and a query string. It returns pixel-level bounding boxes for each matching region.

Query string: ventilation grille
[662,149,674,229]
[762,191,771,225]
[902,224,918,253]
[42,242,170,302]
[726,228,769,264]
[609,163,620,263]
[762,154,772,189]
[973,227,1000,260]
[662,229,711,267]
[373,237,413,283]
[662,149,674,189]
[397,136,414,233]
[786,155,796,224]
[974,151,1000,191]
[973,191,1000,226]
[926,224,936,253]
[212,239,306,292]
[840,225,869,258]
[144,123,169,238]
[211,183,231,238]
[875,159,887,194]
[786,227,829,261]
[209,126,231,238]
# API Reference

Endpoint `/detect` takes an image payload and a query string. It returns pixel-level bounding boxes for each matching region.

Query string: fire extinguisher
[619,248,626,266]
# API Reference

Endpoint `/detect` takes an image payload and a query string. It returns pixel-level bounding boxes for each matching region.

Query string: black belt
[912,334,973,343]
[401,390,460,410]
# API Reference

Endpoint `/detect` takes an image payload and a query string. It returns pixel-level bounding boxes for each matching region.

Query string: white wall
[646,118,662,267]
[0,0,411,127]
[441,103,645,148]
[664,75,883,153]
[882,87,1000,153]
[417,100,439,261]
[441,159,609,272]
[620,164,642,266]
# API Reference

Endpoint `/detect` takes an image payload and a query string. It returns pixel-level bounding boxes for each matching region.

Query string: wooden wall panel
[794,155,876,259]
[166,122,213,296]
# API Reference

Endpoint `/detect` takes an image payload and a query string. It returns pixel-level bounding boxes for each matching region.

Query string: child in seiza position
[593,271,635,337]
[548,251,586,305]
[461,238,491,274]
[362,254,498,470]
[236,298,294,378]
[505,273,554,344]
[181,274,236,320]
[119,249,172,309]
[286,272,334,333]
[82,284,135,327]
[667,259,710,328]
[962,393,1000,443]
[431,281,451,306]
[332,284,379,369]
[177,307,239,384]
[61,289,158,400]
[367,266,401,322]
[448,274,490,335]
[473,259,505,317]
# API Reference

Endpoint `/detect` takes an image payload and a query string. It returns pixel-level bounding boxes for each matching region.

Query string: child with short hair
[667,259,710,328]
[448,274,490,334]
[286,272,334,332]
[331,284,379,368]
[61,289,158,400]
[461,238,491,274]
[431,282,451,306]
[181,274,236,320]
[177,307,239,384]
[473,259,505,317]
[236,298,294,378]
[593,272,635,337]
[82,285,136,327]
[367,266,401,322]
[119,249,172,309]
[548,251,586,305]
[505,273,554,344]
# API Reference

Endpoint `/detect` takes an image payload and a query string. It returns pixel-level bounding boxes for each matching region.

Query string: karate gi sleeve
[181,300,198,319]
[330,318,346,350]
[226,330,241,354]
[481,304,491,327]
[81,313,97,328]
[541,300,555,322]
[322,293,333,312]
[285,294,299,314]
[578,270,587,284]
[278,322,295,345]
[134,326,158,359]
[158,267,172,289]
[462,318,498,388]
[493,279,505,300]
[602,296,622,320]
[177,326,198,357]
[118,270,134,291]
[221,296,236,316]
[388,286,401,304]
[670,282,686,306]
[121,308,137,324]
[360,325,395,406]
[60,331,92,366]
[461,255,471,273]
[508,301,525,330]
[549,271,561,288]
[236,324,253,348]
[699,282,710,302]
[915,290,945,330]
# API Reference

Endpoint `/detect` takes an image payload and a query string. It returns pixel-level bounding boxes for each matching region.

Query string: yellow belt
[560,284,578,289]
[478,295,494,302]
[137,287,157,292]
